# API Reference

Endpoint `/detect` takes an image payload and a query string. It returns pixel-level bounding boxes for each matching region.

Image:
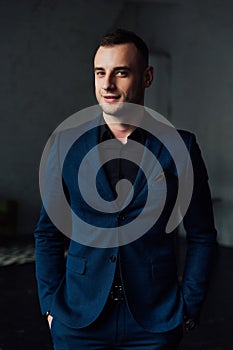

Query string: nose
[102,73,115,91]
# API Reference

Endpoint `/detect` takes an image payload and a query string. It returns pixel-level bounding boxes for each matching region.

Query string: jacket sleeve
[34,133,68,315]
[34,208,67,315]
[181,133,217,321]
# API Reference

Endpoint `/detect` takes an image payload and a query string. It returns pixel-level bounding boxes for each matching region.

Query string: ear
[144,66,154,88]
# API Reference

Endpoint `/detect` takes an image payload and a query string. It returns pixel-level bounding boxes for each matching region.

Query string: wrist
[45,311,51,318]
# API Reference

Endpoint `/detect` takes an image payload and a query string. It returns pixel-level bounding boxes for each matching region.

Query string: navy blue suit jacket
[35,114,217,332]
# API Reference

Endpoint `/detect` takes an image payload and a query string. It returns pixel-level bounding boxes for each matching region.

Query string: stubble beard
[100,101,126,118]
[99,92,140,120]
[98,87,144,125]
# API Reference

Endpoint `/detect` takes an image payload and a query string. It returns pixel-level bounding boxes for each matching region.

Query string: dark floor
[0,238,232,350]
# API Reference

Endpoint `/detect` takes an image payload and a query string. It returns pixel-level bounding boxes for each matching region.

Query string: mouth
[102,95,121,103]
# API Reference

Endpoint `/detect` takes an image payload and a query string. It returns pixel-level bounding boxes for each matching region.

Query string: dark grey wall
[116,0,233,246]
[0,0,124,235]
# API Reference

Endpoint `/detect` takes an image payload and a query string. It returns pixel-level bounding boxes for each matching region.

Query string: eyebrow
[94,66,131,71]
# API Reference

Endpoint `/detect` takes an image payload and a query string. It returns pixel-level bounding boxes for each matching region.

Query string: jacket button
[109,255,117,263]
[118,214,125,221]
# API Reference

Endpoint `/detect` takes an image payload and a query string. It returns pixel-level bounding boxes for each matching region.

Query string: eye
[115,70,128,77]
[95,71,105,77]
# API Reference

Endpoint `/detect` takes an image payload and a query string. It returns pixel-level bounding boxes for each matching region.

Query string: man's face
[94,43,150,116]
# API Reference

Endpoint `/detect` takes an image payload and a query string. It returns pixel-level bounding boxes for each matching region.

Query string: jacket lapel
[125,131,164,206]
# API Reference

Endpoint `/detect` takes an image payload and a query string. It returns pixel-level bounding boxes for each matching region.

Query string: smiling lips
[102,95,121,102]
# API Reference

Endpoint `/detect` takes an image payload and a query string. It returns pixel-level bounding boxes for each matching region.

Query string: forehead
[94,43,140,68]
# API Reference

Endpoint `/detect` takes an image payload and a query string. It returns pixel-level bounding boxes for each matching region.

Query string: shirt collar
[98,116,147,145]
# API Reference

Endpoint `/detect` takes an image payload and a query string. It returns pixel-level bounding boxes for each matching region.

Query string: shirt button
[109,255,117,263]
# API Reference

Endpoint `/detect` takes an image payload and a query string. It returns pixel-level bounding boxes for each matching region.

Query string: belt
[109,284,124,301]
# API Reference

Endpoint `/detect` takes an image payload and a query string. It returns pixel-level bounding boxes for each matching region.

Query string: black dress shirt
[98,119,146,288]
[99,121,146,205]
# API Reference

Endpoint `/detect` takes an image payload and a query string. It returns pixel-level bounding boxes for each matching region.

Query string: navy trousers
[50,299,183,350]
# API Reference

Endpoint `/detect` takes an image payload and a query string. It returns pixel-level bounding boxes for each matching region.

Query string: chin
[100,101,125,117]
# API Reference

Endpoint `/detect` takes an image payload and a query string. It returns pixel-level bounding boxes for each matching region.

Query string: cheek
[119,82,132,94]
[94,80,98,90]
[125,78,140,91]
[94,81,101,94]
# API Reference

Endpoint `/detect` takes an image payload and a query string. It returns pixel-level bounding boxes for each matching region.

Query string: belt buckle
[110,285,124,301]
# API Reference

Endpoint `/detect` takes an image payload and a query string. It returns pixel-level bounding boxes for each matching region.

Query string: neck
[103,114,141,144]
[103,108,144,143]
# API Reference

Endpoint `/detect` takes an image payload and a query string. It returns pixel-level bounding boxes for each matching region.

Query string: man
[35,29,217,349]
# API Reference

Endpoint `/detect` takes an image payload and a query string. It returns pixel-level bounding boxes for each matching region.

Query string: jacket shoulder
[177,129,196,148]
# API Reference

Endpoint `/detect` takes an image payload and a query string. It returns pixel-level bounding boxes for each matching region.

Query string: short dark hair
[98,28,149,68]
